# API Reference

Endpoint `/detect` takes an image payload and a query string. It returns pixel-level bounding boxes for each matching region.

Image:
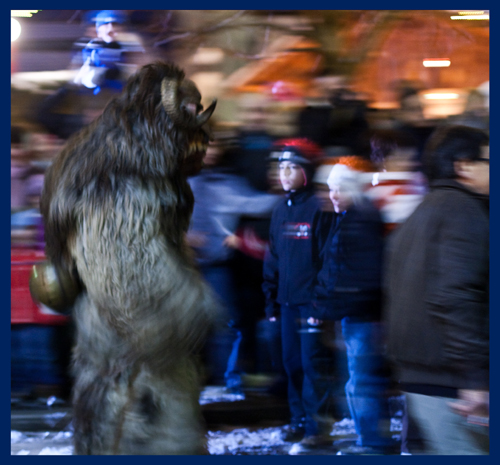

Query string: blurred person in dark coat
[226,99,280,382]
[384,125,489,455]
[187,137,279,393]
[262,139,335,451]
[312,163,397,455]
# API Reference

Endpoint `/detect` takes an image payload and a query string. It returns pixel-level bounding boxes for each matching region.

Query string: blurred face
[97,22,119,43]
[279,161,305,192]
[455,146,489,196]
[202,144,222,166]
[469,147,490,195]
[329,184,353,213]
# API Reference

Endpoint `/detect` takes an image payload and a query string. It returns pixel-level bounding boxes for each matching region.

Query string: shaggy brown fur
[40,62,220,455]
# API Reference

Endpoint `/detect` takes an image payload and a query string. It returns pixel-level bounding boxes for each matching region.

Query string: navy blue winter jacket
[262,187,333,318]
[312,197,385,321]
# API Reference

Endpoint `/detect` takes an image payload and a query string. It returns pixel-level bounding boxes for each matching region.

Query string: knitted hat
[95,10,125,30]
[327,163,363,196]
[271,138,323,165]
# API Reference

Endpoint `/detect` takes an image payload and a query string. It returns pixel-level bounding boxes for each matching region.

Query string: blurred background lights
[423,92,459,100]
[423,59,451,67]
[11,10,39,18]
[11,18,21,42]
[451,11,489,20]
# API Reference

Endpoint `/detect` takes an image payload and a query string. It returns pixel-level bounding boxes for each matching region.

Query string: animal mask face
[108,62,217,177]
[161,76,217,176]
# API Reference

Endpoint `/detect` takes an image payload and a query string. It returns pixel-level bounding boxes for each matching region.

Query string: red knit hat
[271,138,324,165]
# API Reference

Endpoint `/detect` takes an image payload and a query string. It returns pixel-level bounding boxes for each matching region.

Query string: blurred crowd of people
[183,99,489,454]
[11,12,489,455]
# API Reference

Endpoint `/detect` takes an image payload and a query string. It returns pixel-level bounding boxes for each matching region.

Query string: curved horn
[161,78,182,123]
[196,99,217,127]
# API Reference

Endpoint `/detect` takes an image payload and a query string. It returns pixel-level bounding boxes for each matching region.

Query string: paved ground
[11,386,404,455]
[11,386,292,455]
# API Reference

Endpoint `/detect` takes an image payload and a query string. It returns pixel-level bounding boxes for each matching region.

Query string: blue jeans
[341,317,393,448]
[281,303,332,436]
[201,264,243,389]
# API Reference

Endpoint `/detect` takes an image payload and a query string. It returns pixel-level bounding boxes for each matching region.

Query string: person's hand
[448,389,489,427]
[73,58,92,86]
[307,317,322,326]
[223,234,241,249]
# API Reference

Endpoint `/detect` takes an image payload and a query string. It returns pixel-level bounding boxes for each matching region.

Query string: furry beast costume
[40,62,220,455]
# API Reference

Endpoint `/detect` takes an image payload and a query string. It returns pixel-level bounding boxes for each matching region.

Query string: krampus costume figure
[40,62,220,455]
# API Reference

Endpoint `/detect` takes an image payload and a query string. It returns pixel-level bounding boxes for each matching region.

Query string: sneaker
[288,435,336,455]
[282,424,306,443]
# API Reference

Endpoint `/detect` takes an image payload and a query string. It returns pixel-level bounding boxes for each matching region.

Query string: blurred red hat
[271,138,324,165]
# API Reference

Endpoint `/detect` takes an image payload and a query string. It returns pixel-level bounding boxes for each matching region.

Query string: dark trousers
[281,303,333,436]
[201,263,243,388]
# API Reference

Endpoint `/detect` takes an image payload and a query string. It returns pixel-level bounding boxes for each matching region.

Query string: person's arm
[315,209,335,260]
[223,226,268,260]
[262,212,280,320]
[427,199,489,388]
[309,208,335,321]
[220,175,280,218]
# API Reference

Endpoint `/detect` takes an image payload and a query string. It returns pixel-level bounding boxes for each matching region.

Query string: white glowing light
[423,59,451,68]
[11,10,39,18]
[451,12,489,20]
[11,18,21,42]
[424,93,460,100]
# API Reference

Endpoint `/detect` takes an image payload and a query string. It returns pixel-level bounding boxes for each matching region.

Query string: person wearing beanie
[74,10,127,92]
[94,10,126,43]
[312,163,399,455]
[262,139,336,452]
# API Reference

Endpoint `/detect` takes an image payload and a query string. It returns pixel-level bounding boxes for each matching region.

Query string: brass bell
[29,261,81,314]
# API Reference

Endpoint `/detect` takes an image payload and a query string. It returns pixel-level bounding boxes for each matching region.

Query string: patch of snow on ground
[330,417,356,436]
[12,418,363,455]
[207,427,288,455]
[39,447,73,455]
[11,431,51,443]
[11,431,26,443]
[199,386,245,404]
